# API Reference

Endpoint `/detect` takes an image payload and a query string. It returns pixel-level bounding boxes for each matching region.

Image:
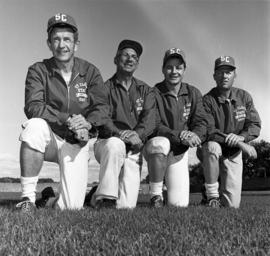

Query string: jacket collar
[212,87,238,104]
[46,57,88,77]
[157,80,189,97]
[110,73,144,89]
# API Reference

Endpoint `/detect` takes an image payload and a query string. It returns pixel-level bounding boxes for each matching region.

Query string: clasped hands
[225,133,257,159]
[179,130,201,148]
[119,130,143,151]
[66,114,92,143]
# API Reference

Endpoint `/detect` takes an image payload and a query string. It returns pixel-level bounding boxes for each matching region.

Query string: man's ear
[47,39,52,51]
[234,70,237,79]
[74,40,80,52]
[114,56,118,65]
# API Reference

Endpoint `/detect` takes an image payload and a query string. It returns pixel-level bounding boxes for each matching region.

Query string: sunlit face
[115,48,139,74]
[47,27,78,63]
[162,57,185,86]
[214,66,236,91]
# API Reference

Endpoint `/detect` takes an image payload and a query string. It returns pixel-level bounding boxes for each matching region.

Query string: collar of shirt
[213,87,238,104]
[110,74,145,90]
[157,80,189,97]
[46,57,88,77]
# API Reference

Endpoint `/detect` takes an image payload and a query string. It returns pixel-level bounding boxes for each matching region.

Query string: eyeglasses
[120,53,139,62]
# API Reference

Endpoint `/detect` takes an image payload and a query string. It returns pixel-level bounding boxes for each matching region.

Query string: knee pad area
[203,141,222,159]
[146,137,170,155]
[103,137,126,154]
[20,118,51,152]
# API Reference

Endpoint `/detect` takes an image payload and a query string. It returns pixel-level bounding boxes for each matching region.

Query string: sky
[0,0,269,181]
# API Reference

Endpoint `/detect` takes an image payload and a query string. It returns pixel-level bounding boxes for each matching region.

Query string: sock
[205,182,219,199]
[149,182,163,199]
[21,176,39,203]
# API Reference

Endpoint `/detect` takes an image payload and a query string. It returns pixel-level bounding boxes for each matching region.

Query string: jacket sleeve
[155,89,182,144]
[203,96,227,143]
[188,88,208,143]
[98,81,122,137]
[239,92,261,142]
[85,67,111,128]
[134,87,156,142]
[24,65,69,125]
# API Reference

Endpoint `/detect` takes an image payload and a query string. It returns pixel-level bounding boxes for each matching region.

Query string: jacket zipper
[64,72,80,141]
[67,72,80,114]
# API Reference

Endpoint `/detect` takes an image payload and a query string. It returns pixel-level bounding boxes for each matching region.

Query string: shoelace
[21,201,33,212]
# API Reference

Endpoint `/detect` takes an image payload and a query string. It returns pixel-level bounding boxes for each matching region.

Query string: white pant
[94,137,142,209]
[200,141,243,208]
[19,118,93,210]
[145,136,190,207]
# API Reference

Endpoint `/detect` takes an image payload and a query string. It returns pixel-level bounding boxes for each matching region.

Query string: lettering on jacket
[74,82,88,102]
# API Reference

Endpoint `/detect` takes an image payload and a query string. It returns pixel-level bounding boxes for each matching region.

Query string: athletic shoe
[84,185,116,209]
[16,197,36,213]
[207,197,221,208]
[84,185,98,207]
[150,195,164,208]
[200,185,208,205]
[35,186,56,208]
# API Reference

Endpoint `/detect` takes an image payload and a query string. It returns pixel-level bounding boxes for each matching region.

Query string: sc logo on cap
[55,13,67,22]
[220,56,230,63]
[169,48,182,54]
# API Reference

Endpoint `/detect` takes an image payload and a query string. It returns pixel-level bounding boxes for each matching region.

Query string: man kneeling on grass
[16,13,109,212]
[84,40,156,209]
[197,56,261,208]
[144,48,208,208]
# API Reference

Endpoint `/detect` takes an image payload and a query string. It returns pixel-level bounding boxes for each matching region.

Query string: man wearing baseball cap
[144,48,208,207]
[85,39,156,209]
[16,13,109,212]
[198,55,261,208]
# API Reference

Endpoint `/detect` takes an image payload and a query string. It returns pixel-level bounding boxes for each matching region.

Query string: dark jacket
[203,87,261,156]
[154,81,208,155]
[98,74,156,142]
[24,57,110,144]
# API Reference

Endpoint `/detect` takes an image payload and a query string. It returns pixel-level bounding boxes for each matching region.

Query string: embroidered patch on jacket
[234,106,246,122]
[183,102,191,120]
[75,82,88,102]
[135,97,144,114]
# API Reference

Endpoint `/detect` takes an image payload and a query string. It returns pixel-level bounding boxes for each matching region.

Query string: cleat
[200,185,208,205]
[150,195,164,208]
[100,198,116,208]
[16,197,36,213]
[84,185,116,209]
[35,187,56,208]
[84,185,98,207]
[207,197,221,208]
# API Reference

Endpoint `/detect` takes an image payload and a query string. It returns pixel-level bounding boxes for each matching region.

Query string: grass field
[0,194,269,255]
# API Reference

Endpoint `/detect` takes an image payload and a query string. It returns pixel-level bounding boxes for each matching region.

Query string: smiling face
[162,57,186,86]
[214,66,236,91]
[114,48,139,75]
[47,27,78,63]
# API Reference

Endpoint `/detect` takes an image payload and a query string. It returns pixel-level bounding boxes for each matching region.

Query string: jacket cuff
[58,113,70,125]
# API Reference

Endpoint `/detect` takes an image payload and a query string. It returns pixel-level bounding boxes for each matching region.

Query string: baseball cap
[117,39,143,57]
[47,13,78,33]
[214,56,236,70]
[163,48,186,67]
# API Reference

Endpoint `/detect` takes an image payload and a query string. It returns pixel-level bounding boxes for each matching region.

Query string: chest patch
[234,106,246,122]
[75,82,88,102]
[183,102,191,120]
[135,97,144,114]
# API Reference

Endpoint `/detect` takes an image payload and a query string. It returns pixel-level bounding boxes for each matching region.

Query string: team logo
[74,82,88,102]
[183,102,191,120]
[234,106,246,122]
[135,98,144,114]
